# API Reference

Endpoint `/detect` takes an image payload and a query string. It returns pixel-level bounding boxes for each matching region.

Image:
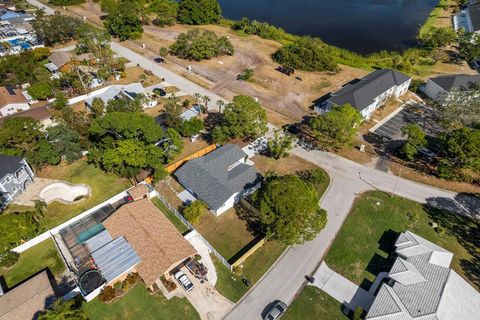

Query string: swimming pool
[76,224,106,244]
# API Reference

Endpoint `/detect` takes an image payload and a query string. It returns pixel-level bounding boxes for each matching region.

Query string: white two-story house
[0,154,35,210]
[314,69,411,120]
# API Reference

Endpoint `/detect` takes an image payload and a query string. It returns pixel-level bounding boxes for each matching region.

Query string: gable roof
[328,69,411,112]
[430,74,480,91]
[174,144,261,210]
[0,153,24,179]
[84,83,146,106]
[0,105,51,123]
[469,0,480,31]
[0,270,56,320]
[103,198,196,286]
[366,231,480,320]
[0,86,28,107]
[48,51,71,69]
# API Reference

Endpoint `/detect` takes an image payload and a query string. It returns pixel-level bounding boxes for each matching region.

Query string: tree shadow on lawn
[424,195,480,289]
[234,201,263,236]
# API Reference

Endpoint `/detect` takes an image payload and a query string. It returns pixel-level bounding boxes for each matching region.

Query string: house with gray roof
[314,69,411,120]
[366,230,480,319]
[0,153,35,210]
[84,83,157,110]
[422,74,480,101]
[174,144,262,216]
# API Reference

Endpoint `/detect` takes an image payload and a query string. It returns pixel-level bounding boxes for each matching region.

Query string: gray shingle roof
[366,231,480,320]
[328,69,411,112]
[430,74,480,91]
[0,154,24,179]
[174,144,261,210]
[469,1,480,31]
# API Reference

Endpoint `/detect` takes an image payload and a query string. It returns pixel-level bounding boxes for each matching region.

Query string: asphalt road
[224,146,478,320]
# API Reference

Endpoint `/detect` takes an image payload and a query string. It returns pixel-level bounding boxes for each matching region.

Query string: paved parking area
[371,102,439,141]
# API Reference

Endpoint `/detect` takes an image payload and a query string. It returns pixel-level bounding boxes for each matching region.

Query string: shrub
[237,68,253,81]
[0,250,20,268]
[183,200,207,224]
[272,36,338,72]
[98,285,116,303]
[169,29,234,61]
[177,0,221,25]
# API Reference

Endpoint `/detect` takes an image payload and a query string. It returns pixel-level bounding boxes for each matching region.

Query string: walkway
[311,262,373,311]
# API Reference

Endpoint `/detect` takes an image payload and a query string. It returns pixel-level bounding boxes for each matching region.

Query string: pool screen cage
[58,204,116,275]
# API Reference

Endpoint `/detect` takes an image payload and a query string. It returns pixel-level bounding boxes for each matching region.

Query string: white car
[175,271,194,292]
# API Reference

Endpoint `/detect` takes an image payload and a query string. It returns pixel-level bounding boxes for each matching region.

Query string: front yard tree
[220,95,268,140]
[46,123,83,163]
[458,32,480,62]
[400,124,427,161]
[52,92,68,110]
[438,127,480,180]
[309,104,363,148]
[177,0,221,25]
[267,130,294,159]
[259,174,327,245]
[436,87,480,130]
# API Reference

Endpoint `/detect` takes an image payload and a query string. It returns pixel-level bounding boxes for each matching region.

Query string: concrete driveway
[179,266,234,320]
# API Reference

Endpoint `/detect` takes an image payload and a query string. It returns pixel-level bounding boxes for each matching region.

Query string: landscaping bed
[324,191,479,291]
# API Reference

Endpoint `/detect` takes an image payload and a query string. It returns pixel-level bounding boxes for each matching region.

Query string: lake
[218,0,438,54]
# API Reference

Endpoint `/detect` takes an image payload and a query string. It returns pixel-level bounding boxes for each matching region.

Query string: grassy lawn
[212,240,287,302]
[82,284,200,320]
[151,197,190,234]
[6,160,130,230]
[253,154,317,176]
[419,0,452,38]
[0,239,65,288]
[324,191,479,291]
[283,286,346,320]
[194,207,257,261]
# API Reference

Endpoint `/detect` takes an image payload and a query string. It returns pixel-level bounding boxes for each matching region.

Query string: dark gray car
[264,301,288,320]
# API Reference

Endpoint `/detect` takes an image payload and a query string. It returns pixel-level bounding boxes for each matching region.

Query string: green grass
[82,284,200,320]
[194,208,257,261]
[0,238,65,288]
[283,286,346,320]
[151,197,189,234]
[6,160,130,230]
[324,191,479,291]
[212,240,287,302]
[418,0,452,38]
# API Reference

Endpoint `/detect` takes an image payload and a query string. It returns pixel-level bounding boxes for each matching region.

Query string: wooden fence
[165,144,217,173]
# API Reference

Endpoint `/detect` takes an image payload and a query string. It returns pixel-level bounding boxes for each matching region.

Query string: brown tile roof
[103,198,196,286]
[0,270,56,320]
[48,52,71,69]
[1,105,51,122]
[0,87,28,107]
[128,184,149,201]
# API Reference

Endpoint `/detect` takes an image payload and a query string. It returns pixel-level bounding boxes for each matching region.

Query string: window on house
[12,186,16,191]
[4,176,11,183]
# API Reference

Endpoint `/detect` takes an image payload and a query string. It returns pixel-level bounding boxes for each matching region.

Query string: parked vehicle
[264,301,287,320]
[175,271,194,292]
[153,87,167,97]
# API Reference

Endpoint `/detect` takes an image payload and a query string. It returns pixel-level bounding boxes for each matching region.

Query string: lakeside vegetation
[418,0,452,38]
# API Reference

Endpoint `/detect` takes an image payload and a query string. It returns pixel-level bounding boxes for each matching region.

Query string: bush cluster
[170,29,234,61]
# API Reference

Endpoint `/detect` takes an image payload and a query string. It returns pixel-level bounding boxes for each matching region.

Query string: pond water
[219,0,438,54]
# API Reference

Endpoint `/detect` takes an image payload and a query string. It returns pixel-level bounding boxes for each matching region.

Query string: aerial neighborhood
[0,1,479,320]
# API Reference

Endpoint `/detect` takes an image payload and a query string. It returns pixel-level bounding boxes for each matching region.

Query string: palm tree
[216,100,225,113]
[202,95,211,113]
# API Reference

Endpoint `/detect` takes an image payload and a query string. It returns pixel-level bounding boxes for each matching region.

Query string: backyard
[324,191,479,291]
[0,238,65,288]
[5,160,130,230]
[283,286,345,320]
[82,284,200,320]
